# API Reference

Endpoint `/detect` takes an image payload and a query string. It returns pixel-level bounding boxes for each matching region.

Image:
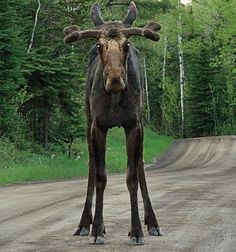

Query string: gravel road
[0,136,235,252]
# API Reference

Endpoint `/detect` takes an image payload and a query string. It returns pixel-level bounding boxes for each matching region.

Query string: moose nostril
[121,68,125,75]
[111,78,120,85]
[105,76,125,93]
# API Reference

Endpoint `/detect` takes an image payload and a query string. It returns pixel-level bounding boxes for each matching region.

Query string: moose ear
[123,1,137,27]
[91,3,104,27]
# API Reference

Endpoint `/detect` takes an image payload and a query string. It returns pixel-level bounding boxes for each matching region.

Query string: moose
[63,1,162,245]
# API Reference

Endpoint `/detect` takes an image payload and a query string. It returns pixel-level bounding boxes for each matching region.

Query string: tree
[20,0,92,149]
[1,0,235,150]
[185,40,215,137]
[0,0,27,141]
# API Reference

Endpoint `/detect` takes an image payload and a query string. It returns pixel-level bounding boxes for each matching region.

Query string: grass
[106,128,173,173]
[0,128,173,185]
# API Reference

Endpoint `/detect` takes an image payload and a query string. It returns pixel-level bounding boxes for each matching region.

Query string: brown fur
[65,2,162,244]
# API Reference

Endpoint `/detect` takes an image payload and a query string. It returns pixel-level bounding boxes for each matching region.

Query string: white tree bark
[162,33,168,85]
[178,12,185,138]
[144,57,150,125]
[27,0,41,53]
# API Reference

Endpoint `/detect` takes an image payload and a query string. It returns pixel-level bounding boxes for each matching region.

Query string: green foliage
[0,0,27,138]
[183,0,236,136]
[185,40,215,136]
[161,78,180,137]
[0,0,235,165]
[0,128,173,185]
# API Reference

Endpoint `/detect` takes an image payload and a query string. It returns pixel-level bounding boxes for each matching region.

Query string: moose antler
[121,21,161,41]
[63,2,161,44]
[63,21,161,44]
[63,25,101,44]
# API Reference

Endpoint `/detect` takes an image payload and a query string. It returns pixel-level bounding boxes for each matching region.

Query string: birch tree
[143,57,151,125]
[177,10,185,138]
[27,0,41,53]
[162,33,168,84]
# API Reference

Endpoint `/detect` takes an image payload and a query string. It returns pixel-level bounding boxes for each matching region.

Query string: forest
[0,0,235,153]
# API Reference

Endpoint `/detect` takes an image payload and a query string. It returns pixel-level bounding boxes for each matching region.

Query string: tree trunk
[177,12,185,138]
[68,143,72,159]
[162,34,168,85]
[162,33,168,134]
[43,104,49,150]
[68,137,74,159]
[143,57,150,125]
[27,0,41,53]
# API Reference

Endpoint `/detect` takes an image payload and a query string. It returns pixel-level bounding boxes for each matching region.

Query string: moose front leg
[125,123,144,245]
[133,125,163,236]
[90,122,107,244]
[138,159,163,236]
[74,125,95,236]
[74,159,94,236]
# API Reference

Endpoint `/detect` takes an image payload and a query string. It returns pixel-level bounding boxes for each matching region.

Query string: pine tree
[185,40,215,137]
[20,0,93,149]
[0,0,27,139]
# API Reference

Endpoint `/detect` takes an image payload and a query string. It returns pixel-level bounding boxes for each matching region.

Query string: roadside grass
[106,128,173,173]
[0,128,173,185]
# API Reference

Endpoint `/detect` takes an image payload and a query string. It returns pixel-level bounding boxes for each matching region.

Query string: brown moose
[63,1,162,245]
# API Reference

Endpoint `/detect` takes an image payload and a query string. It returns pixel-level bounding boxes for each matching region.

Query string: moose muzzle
[105,76,126,93]
[104,64,126,93]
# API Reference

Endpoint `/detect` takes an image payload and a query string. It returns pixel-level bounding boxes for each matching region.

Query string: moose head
[63,1,161,93]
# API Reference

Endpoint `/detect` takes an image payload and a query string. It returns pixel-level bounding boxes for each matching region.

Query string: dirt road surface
[0,136,236,252]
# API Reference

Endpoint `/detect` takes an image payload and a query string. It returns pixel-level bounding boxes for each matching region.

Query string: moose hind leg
[138,164,163,236]
[91,124,107,244]
[126,173,144,245]
[125,124,144,245]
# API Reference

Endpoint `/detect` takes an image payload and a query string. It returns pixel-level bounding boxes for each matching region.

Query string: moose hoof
[74,227,90,236]
[130,236,145,245]
[148,227,163,236]
[90,236,105,245]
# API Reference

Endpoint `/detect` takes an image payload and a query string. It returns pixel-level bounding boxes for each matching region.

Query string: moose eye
[123,42,130,52]
[96,43,103,52]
